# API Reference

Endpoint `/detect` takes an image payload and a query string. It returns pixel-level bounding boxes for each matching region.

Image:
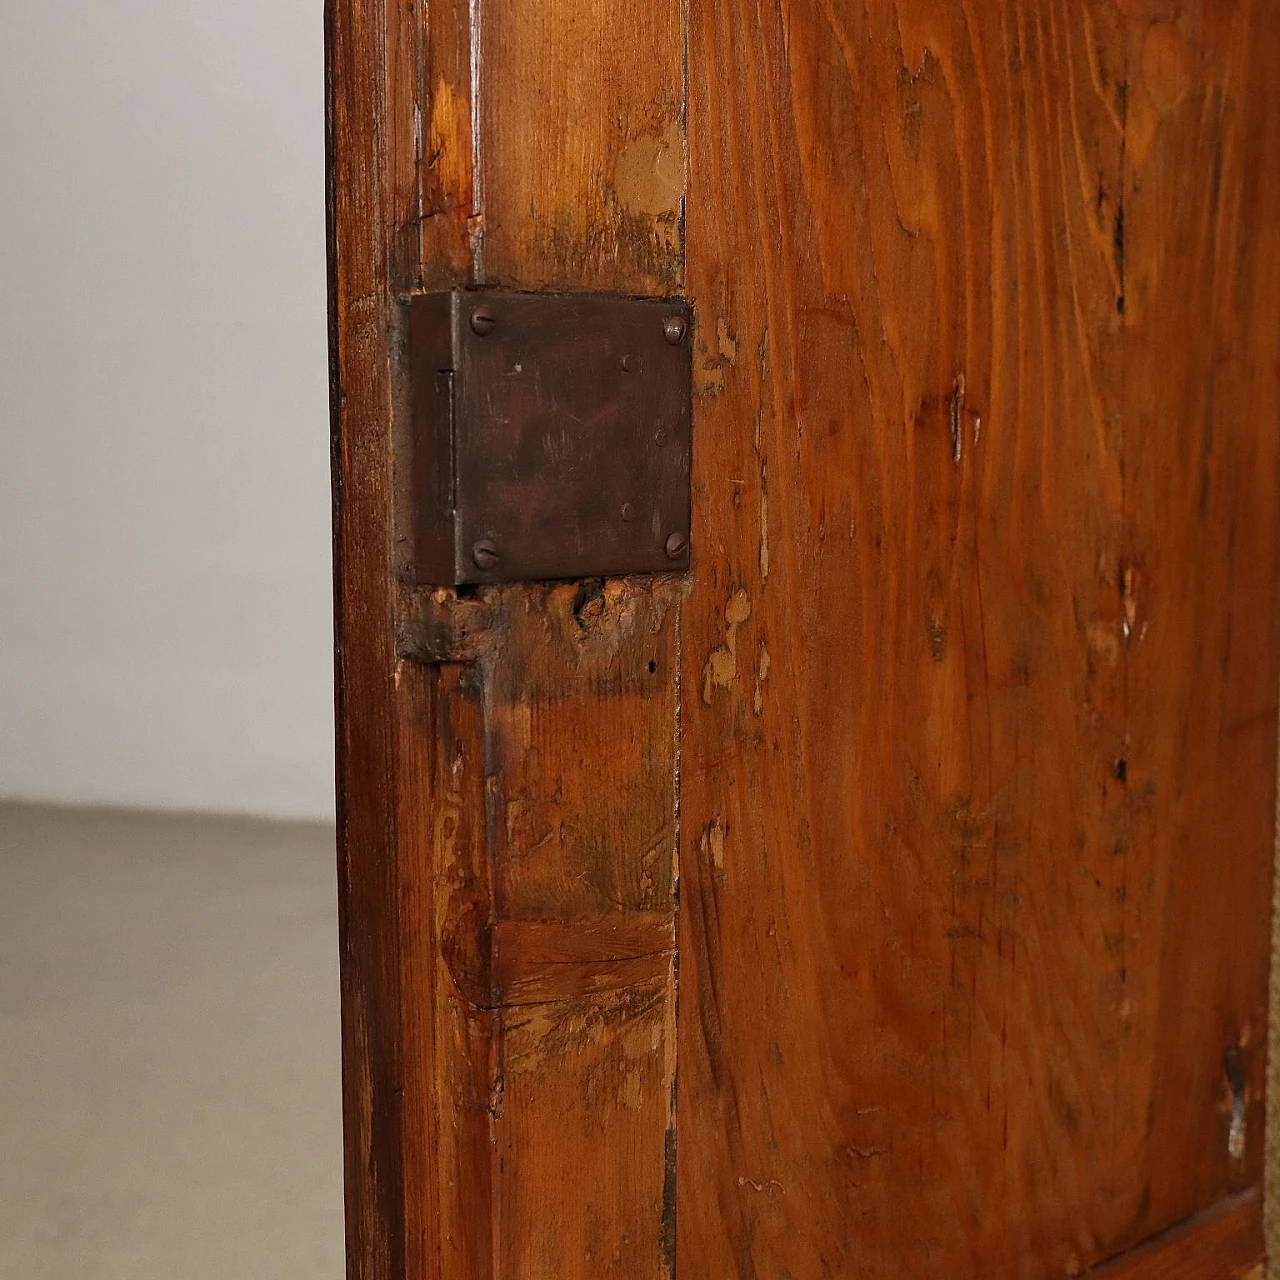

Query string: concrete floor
[0,803,344,1279]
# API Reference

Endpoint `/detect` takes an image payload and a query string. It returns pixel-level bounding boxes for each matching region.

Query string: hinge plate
[407,290,692,584]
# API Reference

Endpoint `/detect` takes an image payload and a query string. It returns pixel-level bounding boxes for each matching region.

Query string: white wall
[0,3,335,820]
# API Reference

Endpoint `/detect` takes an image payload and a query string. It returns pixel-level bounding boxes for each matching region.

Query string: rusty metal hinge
[406,290,692,585]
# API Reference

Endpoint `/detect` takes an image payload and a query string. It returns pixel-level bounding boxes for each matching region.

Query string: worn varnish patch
[701,588,751,704]
[615,122,683,220]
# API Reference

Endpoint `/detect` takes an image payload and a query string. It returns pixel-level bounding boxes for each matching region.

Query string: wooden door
[326,1,1280,1277]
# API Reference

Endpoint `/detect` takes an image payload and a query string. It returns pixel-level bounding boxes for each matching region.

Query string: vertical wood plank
[422,661,494,1280]
[1119,2,1280,1216]
[475,0,685,292]
[398,582,684,1280]
[678,0,1280,1276]
[329,0,685,1275]
[327,0,404,1272]
[478,582,681,1280]
[419,0,477,283]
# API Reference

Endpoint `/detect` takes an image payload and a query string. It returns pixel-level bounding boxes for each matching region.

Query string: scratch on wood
[759,456,770,584]
[753,645,770,715]
[950,373,965,463]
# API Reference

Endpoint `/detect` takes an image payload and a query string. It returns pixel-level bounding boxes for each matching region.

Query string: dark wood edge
[325,0,408,1274]
[1087,1191,1262,1279]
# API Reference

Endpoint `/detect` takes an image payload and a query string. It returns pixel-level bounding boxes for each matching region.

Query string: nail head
[472,538,500,569]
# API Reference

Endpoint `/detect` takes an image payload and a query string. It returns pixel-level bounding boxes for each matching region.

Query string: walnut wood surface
[328,0,1280,1276]
[328,0,684,1276]
[678,1,1280,1277]
[1089,1192,1262,1279]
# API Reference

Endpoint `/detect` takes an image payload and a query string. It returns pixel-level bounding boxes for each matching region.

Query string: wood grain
[678,1,1280,1278]
[475,0,685,292]
[404,582,682,1280]
[333,0,1280,1273]
[1088,1192,1262,1279]
[453,580,681,1280]
[328,0,685,1275]
[326,0,405,1273]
